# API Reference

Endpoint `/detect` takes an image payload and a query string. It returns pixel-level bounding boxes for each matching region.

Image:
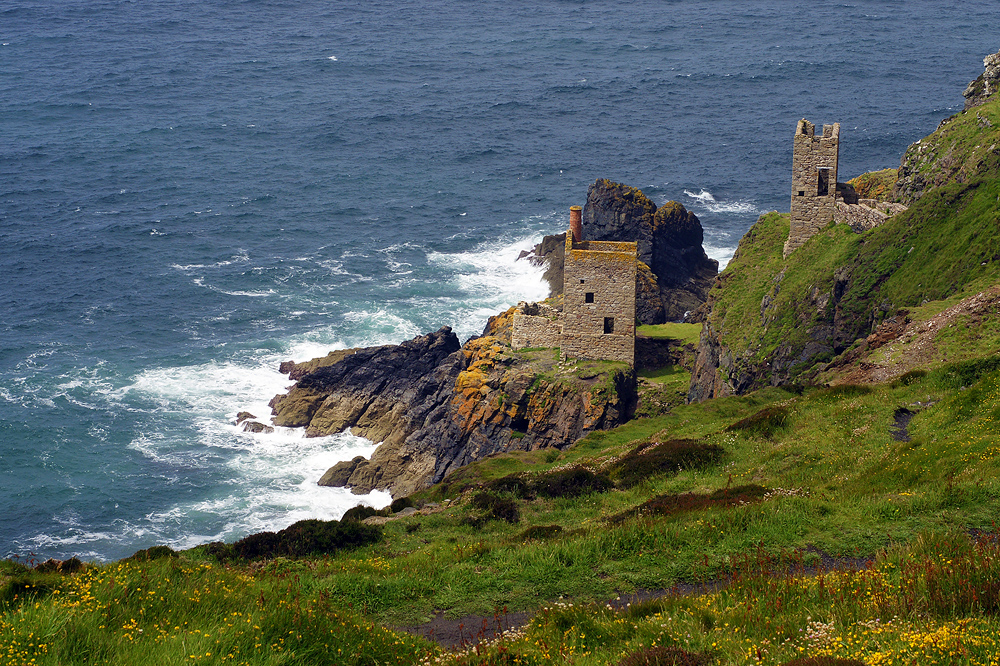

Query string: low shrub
[126,545,177,561]
[608,439,724,487]
[781,657,865,666]
[532,467,613,498]
[816,384,872,399]
[465,492,521,526]
[390,496,415,513]
[609,485,768,523]
[726,405,791,439]
[0,574,57,608]
[484,475,535,499]
[210,519,383,561]
[615,646,709,666]
[342,504,390,522]
[892,368,927,387]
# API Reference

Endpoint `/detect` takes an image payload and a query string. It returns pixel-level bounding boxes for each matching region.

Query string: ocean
[1,0,997,561]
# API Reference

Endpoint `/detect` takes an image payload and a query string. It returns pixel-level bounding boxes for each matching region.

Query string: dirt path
[396,548,874,648]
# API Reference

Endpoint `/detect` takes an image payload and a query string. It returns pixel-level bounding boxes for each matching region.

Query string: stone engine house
[784,119,841,258]
[512,206,638,366]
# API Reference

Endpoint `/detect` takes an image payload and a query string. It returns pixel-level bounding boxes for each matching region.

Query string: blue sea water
[1,0,997,561]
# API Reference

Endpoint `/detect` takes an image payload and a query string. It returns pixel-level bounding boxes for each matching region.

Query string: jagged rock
[636,262,666,325]
[519,233,567,295]
[964,49,1000,111]
[650,201,719,321]
[279,348,360,381]
[519,182,716,322]
[34,557,84,574]
[234,411,256,425]
[582,179,657,266]
[318,456,368,487]
[242,421,274,434]
[275,328,636,498]
[481,306,518,344]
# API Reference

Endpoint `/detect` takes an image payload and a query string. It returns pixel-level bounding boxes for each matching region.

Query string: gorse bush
[342,504,389,522]
[531,468,613,498]
[464,492,521,526]
[208,519,383,561]
[607,439,724,487]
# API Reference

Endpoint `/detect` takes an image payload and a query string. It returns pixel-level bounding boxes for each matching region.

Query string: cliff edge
[270,326,636,498]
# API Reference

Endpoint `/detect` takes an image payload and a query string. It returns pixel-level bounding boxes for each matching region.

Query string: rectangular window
[603,317,614,334]
[817,168,830,196]
[798,191,805,197]
[585,292,594,303]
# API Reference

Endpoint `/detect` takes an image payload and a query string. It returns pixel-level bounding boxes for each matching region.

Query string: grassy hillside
[3,350,1000,665]
[700,95,1000,391]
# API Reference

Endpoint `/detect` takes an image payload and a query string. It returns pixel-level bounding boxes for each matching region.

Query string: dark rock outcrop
[318,456,367,487]
[271,328,636,497]
[519,180,718,323]
[243,421,275,434]
[649,201,720,321]
[582,179,658,266]
[519,233,566,296]
[234,411,256,425]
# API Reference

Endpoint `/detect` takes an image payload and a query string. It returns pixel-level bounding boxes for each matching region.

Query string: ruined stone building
[784,118,907,255]
[784,119,841,258]
[512,206,638,365]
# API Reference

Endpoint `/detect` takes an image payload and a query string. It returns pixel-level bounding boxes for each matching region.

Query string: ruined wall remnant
[784,119,840,258]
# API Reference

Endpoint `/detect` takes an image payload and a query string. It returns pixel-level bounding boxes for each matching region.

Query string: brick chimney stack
[569,205,582,242]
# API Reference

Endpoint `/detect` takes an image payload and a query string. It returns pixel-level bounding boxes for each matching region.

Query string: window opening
[603,317,614,334]
[817,168,830,196]
[585,292,594,303]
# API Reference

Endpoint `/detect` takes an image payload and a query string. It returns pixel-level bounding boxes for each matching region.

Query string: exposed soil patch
[829,285,1000,385]
[399,609,530,648]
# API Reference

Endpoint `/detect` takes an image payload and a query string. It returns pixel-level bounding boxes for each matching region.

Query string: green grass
[636,323,702,346]
[4,357,1000,664]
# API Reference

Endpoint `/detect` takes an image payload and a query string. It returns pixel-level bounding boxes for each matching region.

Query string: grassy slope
[6,88,1000,666]
[705,95,1000,388]
[4,354,1000,665]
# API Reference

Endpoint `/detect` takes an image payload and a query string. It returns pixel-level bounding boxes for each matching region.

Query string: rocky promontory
[519,179,718,324]
[270,326,636,498]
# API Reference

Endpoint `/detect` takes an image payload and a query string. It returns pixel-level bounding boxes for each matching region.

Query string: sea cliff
[270,324,636,497]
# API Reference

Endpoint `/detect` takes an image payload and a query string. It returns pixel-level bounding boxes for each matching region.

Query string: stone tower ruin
[511,206,637,365]
[784,119,840,258]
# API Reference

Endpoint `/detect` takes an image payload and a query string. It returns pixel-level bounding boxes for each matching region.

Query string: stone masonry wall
[561,235,637,365]
[834,199,909,233]
[785,119,840,258]
[511,313,563,350]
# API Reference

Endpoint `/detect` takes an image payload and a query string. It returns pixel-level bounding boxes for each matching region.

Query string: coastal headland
[4,48,1000,666]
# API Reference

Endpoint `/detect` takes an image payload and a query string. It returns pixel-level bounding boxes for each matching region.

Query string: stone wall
[511,313,562,350]
[785,119,840,258]
[561,234,637,365]
[834,199,909,233]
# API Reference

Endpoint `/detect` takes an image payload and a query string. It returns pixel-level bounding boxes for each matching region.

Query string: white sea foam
[683,189,760,216]
[425,231,549,339]
[110,355,391,556]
